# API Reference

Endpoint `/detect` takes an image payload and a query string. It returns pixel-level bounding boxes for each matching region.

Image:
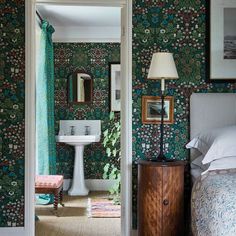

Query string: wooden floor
[35,192,121,236]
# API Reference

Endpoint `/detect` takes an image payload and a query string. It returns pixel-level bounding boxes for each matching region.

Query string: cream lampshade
[148,52,179,91]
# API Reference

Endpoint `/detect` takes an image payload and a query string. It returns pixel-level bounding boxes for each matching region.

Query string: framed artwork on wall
[142,96,174,124]
[207,0,236,82]
[109,62,121,112]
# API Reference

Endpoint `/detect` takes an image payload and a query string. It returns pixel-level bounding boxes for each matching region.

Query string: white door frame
[2,1,132,236]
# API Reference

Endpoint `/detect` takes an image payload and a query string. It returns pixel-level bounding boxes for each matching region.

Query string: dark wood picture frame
[206,0,236,83]
[109,62,121,112]
[142,96,174,124]
[67,69,93,104]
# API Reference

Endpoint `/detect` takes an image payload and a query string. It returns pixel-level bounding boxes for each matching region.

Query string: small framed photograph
[109,62,121,112]
[142,96,174,124]
[207,0,236,82]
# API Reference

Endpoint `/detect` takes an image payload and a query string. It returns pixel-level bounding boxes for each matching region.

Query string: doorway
[25,1,132,236]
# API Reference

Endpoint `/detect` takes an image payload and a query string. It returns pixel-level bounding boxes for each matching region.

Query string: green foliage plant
[102,112,121,204]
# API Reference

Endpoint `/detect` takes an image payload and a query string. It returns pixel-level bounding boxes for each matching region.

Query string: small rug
[88,198,121,218]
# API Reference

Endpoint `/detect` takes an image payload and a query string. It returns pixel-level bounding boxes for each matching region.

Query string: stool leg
[54,193,59,212]
[59,189,65,207]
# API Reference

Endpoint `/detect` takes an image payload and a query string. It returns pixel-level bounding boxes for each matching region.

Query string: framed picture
[109,62,121,112]
[142,96,174,124]
[207,0,236,82]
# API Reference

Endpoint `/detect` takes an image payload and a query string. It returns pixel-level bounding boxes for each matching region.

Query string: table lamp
[148,52,179,161]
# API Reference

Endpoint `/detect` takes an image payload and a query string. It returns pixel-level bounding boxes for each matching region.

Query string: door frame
[23,1,133,236]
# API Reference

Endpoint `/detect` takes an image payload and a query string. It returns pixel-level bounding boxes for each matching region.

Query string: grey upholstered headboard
[190,93,236,161]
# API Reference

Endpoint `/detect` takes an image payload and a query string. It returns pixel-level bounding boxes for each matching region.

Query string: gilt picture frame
[142,96,174,124]
[207,0,236,82]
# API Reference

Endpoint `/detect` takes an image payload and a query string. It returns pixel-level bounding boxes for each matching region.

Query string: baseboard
[0,227,25,236]
[63,179,117,192]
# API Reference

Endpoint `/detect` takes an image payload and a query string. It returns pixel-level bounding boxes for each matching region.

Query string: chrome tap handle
[70,126,75,135]
[85,126,90,135]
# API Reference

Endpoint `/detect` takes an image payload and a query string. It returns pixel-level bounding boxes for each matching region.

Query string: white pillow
[186,138,209,155]
[202,156,236,175]
[202,128,236,164]
[186,125,236,155]
[191,155,209,171]
[191,168,203,183]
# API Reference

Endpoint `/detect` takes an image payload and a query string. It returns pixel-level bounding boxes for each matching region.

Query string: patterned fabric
[35,175,63,189]
[191,169,236,236]
[36,20,56,175]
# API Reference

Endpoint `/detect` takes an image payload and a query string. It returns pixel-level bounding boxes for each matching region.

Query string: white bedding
[190,155,207,183]
[191,167,203,183]
[189,94,236,236]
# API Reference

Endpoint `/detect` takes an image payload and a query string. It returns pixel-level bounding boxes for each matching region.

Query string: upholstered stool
[35,175,64,214]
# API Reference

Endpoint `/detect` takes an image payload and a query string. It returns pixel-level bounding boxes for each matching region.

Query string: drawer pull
[163,199,169,205]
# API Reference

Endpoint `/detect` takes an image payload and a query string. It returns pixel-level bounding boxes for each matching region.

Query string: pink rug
[88,198,121,218]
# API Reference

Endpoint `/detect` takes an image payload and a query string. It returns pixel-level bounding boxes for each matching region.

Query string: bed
[189,93,236,236]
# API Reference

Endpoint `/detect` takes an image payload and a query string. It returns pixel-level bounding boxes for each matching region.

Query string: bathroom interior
[35,3,121,236]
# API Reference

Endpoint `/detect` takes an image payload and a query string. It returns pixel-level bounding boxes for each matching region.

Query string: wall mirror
[67,70,93,103]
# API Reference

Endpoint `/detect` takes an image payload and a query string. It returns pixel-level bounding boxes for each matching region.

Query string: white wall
[52,26,121,42]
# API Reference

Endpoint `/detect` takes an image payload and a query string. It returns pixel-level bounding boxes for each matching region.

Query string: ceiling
[37,5,121,27]
[36,5,121,42]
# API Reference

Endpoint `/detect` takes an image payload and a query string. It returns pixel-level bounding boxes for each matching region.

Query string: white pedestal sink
[56,120,101,196]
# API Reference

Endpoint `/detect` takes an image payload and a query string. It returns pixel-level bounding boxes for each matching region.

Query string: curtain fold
[36,20,56,176]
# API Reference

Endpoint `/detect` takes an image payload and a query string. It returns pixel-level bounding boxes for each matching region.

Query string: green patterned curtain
[36,20,56,176]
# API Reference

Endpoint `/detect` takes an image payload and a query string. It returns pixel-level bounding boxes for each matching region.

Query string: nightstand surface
[138,159,186,166]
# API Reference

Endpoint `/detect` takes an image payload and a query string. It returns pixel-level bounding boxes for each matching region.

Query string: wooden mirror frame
[67,69,93,104]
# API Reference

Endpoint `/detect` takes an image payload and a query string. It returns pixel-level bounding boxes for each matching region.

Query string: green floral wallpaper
[54,43,120,179]
[0,0,25,227]
[1,0,236,229]
[132,0,236,228]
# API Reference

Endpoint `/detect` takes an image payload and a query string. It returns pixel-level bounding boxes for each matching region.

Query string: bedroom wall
[1,0,236,229]
[54,43,120,179]
[0,0,25,227]
[132,0,236,227]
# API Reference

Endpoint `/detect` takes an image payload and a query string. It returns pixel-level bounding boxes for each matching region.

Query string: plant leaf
[109,112,115,120]
[103,129,108,136]
[106,148,111,157]
[112,148,117,157]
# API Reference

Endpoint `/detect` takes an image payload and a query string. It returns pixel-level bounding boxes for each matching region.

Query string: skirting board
[0,227,25,236]
[63,179,118,191]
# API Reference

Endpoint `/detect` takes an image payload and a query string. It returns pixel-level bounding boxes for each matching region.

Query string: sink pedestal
[68,145,89,196]
[56,121,101,196]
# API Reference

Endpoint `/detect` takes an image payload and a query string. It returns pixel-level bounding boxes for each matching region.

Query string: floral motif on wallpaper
[54,43,120,179]
[0,0,25,227]
[132,0,236,228]
[1,0,236,229]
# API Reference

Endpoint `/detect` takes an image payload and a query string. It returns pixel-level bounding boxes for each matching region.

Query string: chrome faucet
[85,126,90,135]
[70,126,75,135]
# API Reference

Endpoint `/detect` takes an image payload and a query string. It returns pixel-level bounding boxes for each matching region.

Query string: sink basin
[56,120,101,196]
[56,135,100,146]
